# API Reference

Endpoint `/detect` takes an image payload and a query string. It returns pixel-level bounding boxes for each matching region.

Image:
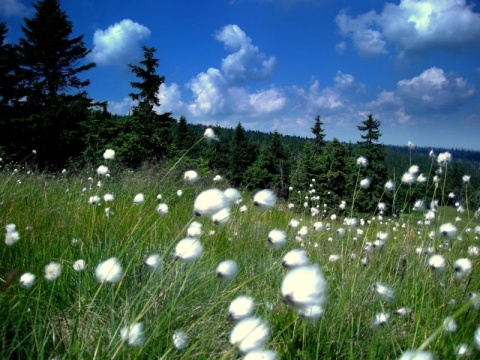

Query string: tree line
[1,0,478,215]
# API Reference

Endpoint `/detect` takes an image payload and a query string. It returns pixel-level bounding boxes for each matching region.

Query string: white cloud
[156,83,185,114]
[305,80,344,111]
[108,97,137,115]
[187,68,227,116]
[397,67,475,112]
[0,0,27,16]
[335,41,347,53]
[215,24,276,84]
[249,88,286,114]
[90,19,151,66]
[334,71,355,89]
[336,0,480,57]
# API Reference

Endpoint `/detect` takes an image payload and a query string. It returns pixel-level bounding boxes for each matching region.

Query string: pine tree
[355,114,388,214]
[311,114,326,150]
[173,116,195,154]
[123,45,174,166]
[15,0,95,166]
[228,123,257,187]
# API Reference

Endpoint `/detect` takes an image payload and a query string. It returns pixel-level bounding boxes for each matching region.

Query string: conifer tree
[173,116,195,154]
[311,114,326,150]
[15,0,95,166]
[228,123,257,186]
[122,45,174,166]
[355,114,388,213]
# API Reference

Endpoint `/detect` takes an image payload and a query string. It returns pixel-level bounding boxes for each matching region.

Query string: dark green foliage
[8,0,95,167]
[228,123,258,187]
[355,114,388,214]
[173,116,196,155]
[311,114,326,150]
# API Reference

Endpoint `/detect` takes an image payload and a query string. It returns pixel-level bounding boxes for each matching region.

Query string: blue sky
[2,0,480,150]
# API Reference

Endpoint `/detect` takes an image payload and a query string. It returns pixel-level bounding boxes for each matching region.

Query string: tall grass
[1,147,479,359]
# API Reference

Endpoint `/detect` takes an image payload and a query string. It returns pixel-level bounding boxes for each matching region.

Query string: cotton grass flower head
[454,258,472,279]
[360,178,371,189]
[356,156,368,167]
[133,193,145,205]
[173,238,203,262]
[401,172,415,185]
[372,312,390,327]
[462,175,471,184]
[267,229,287,249]
[103,149,115,160]
[173,330,189,350]
[224,188,242,205]
[437,151,452,166]
[243,349,278,360]
[298,303,324,320]
[428,254,446,272]
[288,218,300,228]
[156,203,169,215]
[474,327,480,350]
[398,350,433,360]
[187,221,202,237]
[229,316,270,353]
[193,188,228,217]
[216,260,239,280]
[95,257,123,283]
[385,180,395,191]
[203,127,218,141]
[120,322,145,346]
[88,195,101,205]
[281,264,327,314]
[19,272,35,288]
[212,207,231,226]
[144,254,162,272]
[184,170,199,184]
[5,224,20,246]
[313,221,323,231]
[408,165,419,174]
[417,173,427,183]
[213,174,223,182]
[282,249,309,268]
[228,295,255,320]
[253,189,277,210]
[372,282,394,301]
[96,165,109,176]
[439,222,457,239]
[44,262,61,281]
[413,200,425,211]
[73,259,86,272]
[443,316,457,332]
[103,193,114,202]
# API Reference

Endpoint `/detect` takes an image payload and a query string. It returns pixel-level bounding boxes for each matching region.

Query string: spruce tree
[15,0,95,166]
[123,45,174,166]
[355,114,388,214]
[311,114,326,150]
[228,123,257,187]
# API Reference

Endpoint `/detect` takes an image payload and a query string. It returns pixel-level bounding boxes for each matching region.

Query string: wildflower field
[1,145,480,359]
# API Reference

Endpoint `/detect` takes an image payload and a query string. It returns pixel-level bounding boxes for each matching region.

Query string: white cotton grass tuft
[73,259,86,272]
[95,257,123,283]
[282,249,309,268]
[216,260,239,280]
[442,316,457,332]
[398,350,433,360]
[229,316,270,353]
[212,207,231,226]
[384,180,395,191]
[356,156,368,167]
[243,349,278,360]
[133,193,145,205]
[360,178,371,189]
[281,264,327,316]
[156,203,169,215]
[103,149,115,160]
[453,258,472,279]
[474,327,480,350]
[193,188,228,217]
[439,222,457,239]
[96,165,109,176]
[88,195,101,205]
[228,295,255,321]
[173,329,189,350]
[253,189,277,210]
[19,272,35,288]
[372,282,394,302]
[44,262,61,281]
[120,322,145,346]
[224,188,242,205]
[187,221,202,237]
[144,254,162,272]
[184,170,199,184]
[204,127,219,141]
[428,254,446,272]
[267,229,287,249]
[437,151,452,166]
[173,238,203,262]
[103,193,114,202]
[5,223,20,246]
[313,221,323,231]
[298,303,324,320]
[372,312,390,327]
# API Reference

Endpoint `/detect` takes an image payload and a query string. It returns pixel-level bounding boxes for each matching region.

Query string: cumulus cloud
[397,67,475,113]
[336,0,480,57]
[334,71,355,89]
[215,24,276,84]
[0,0,27,16]
[305,80,344,111]
[156,83,185,114]
[108,97,137,115]
[90,19,151,66]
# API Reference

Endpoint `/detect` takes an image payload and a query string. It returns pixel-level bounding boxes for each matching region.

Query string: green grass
[1,163,479,359]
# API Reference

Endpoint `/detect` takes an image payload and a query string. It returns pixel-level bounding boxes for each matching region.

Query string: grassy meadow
[1,146,480,359]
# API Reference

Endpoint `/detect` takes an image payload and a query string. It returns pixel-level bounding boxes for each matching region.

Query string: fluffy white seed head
[439,222,457,239]
[174,238,203,262]
[229,316,269,353]
[243,349,278,360]
[120,322,145,346]
[253,189,277,210]
[184,170,199,184]
[216,260,239,280]
[19,272,35,288]
[73,259,86,272]
[44,262,61,281]
[103,193,114,202]
[356,156,368,167]
[103,149,115,160]
[372,282,394,302]
[95,257,123,283]
[372,312,390,327]
[212,207,231,226]
[398,350,433,360]
[187,221,203,237]
[313,221,323,231]
[173,330,189,350]
[194,188,228,217]
[282,249,309,268]
[267,229,287,249]
[144,254,162,272]
[133,193,145,205]
[428,254,446,272]
[224,188,242,205]
[360,178,371,189]
[204,128,219,141]
[454,258,472,279]
[156,203,169,215]
[96,165,109,176]
[228,295,255,321]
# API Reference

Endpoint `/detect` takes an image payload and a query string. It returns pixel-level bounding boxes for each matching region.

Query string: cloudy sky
[2,0,480,150]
